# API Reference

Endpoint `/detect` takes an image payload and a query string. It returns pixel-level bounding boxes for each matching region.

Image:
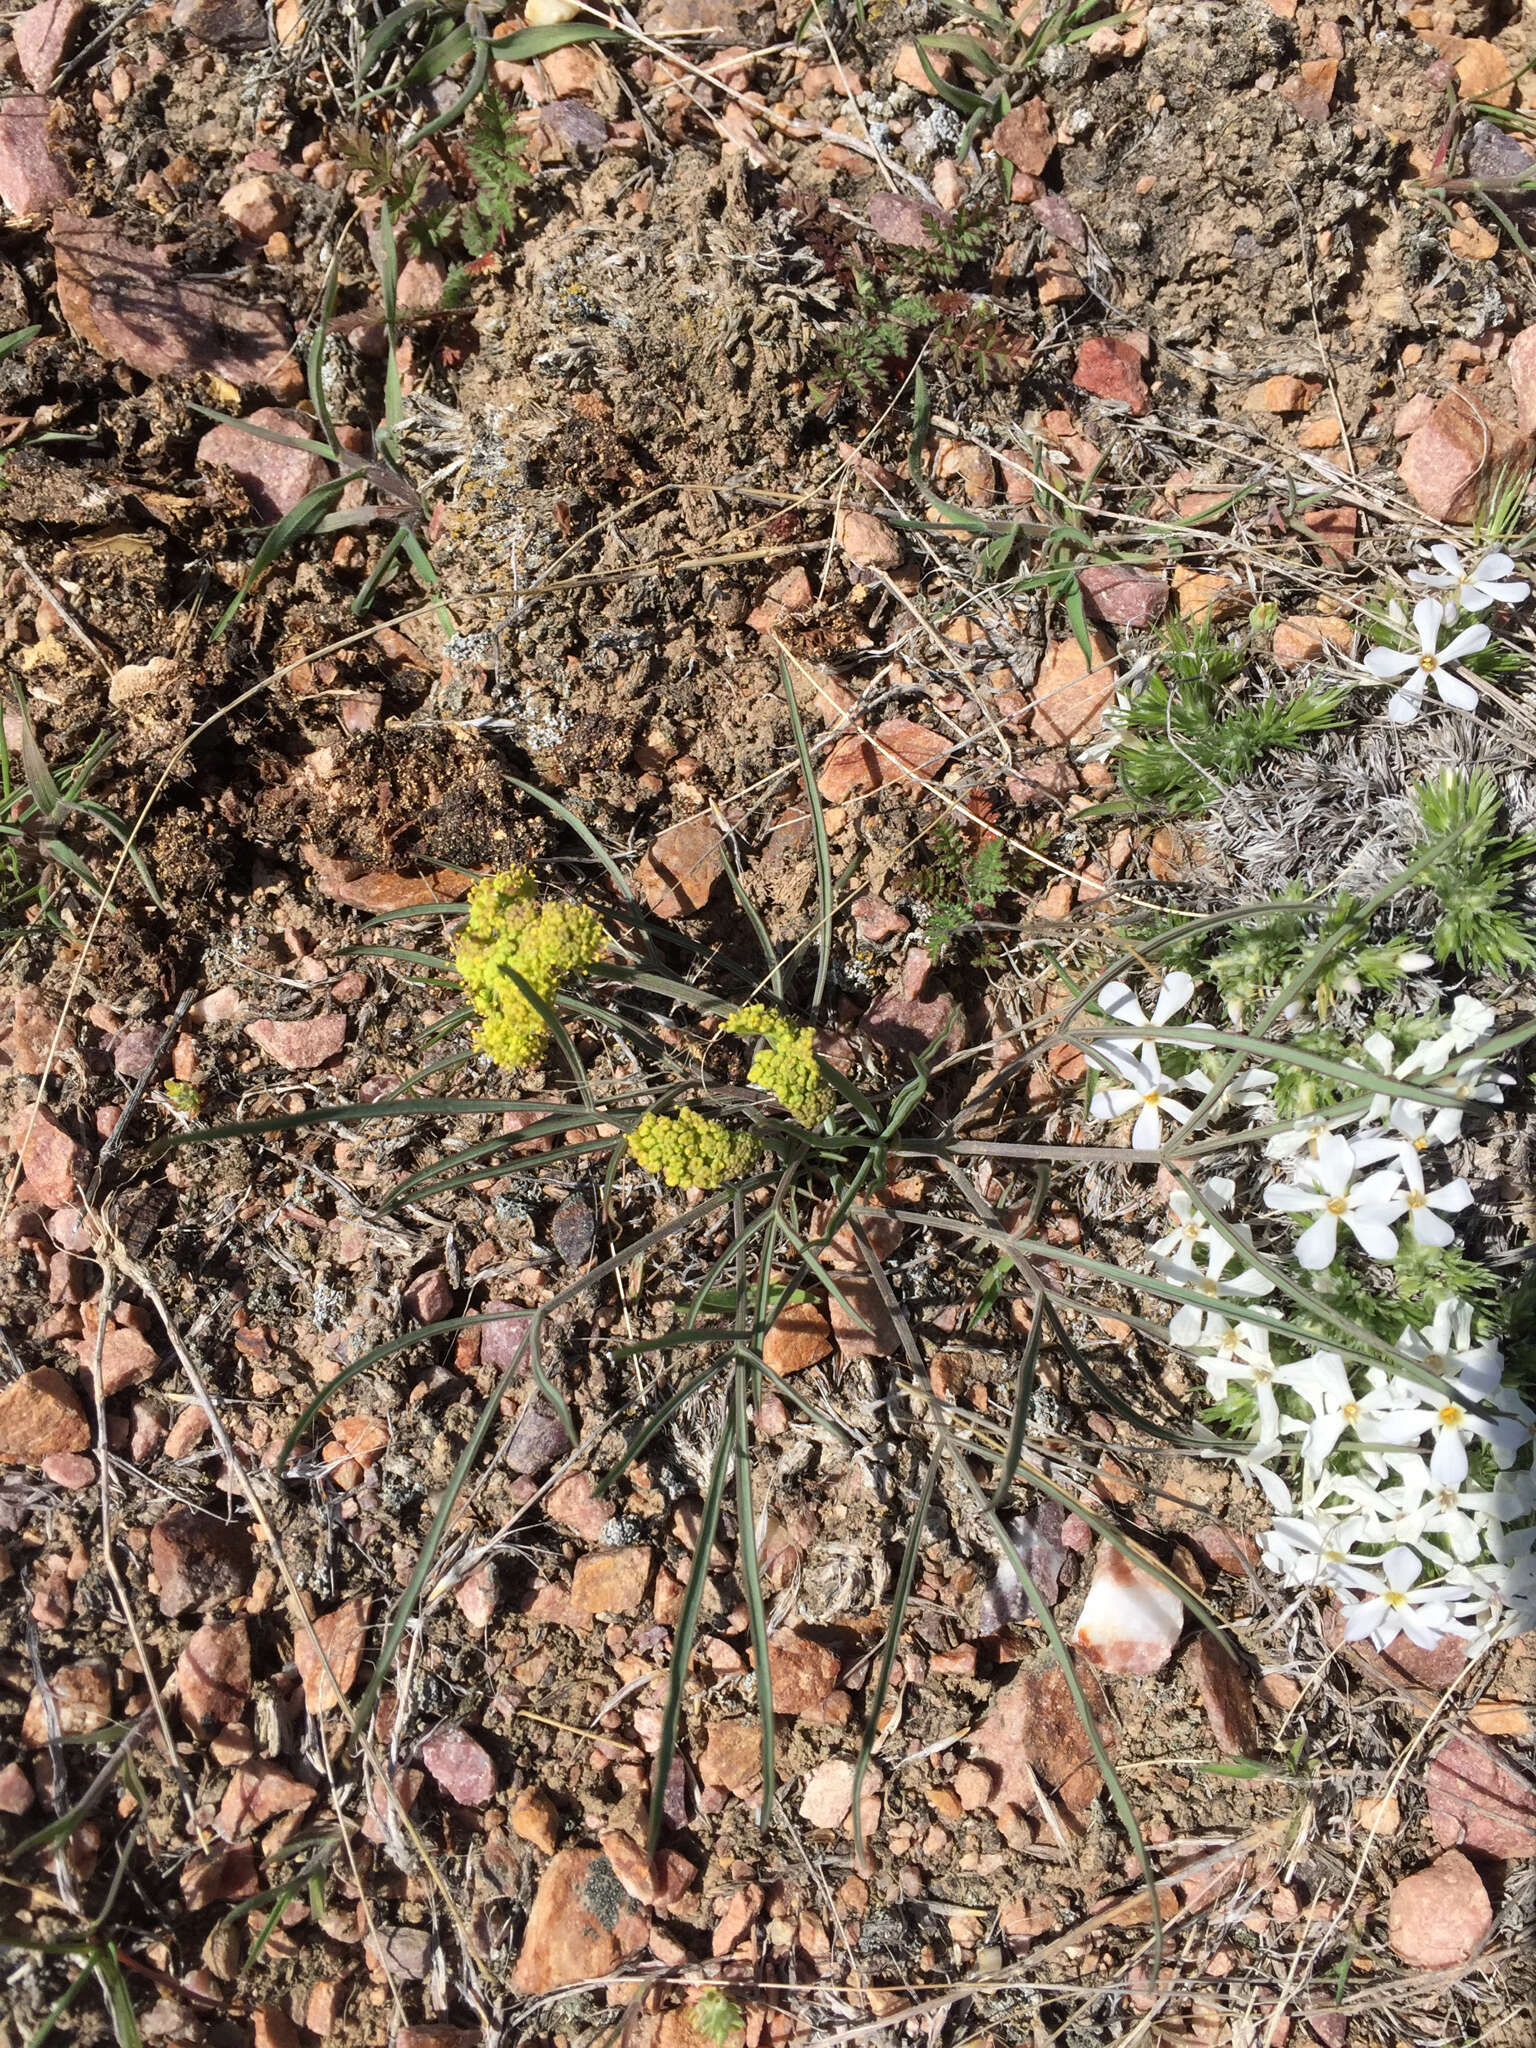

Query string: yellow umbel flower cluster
[627,1107,760,1190]
[453,867,604,1071]
[724,1003,835,1126]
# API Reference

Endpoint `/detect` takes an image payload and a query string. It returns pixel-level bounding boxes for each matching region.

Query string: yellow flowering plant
[723,1002,835,1126]
[453,865,605,1071]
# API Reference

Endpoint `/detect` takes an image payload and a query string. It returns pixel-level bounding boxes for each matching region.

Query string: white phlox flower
[1088,1044,1201,1152]
[1090,971,1195,1071]
[1260,1108,1370,1163]
[1162,1233,1274,1348]
[1232,1435,1294,1514]
[1279,1353,1423,1476]
[1150,1176,1236,1272]
[1360,594,1488,722]
[1396,1298,1498,1384]
[1340,1543,1465,1652]
[1352,1092,1467,1161]
[1408,542,1530,617]
[1259,1513,1386,1593]
[1395,1348,1528,1487]
[1344,1143,1472,1248]
[1262,1133,1406,1269]
[1200,1321,1287,1438]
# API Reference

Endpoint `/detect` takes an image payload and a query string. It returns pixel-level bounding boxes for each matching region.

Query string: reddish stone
[12,1105,81,1207]
[150,1509,253,1617]
[22,1658,111,1744]
[218,1760,315,1837]
[0,1367,89,1468]
[93,1325,160,1396]
[834,506,902,570]
[251,2003,301,2048]
[1184,1634,1258,1756]
[12,0,87,90]
[1029,631,1118,744]
[1072,335,1149,414]
[181,1846,259,1908]
[991,98,1054,177]
[295,1596,369,1712]
[1387,1851,1491,1968]
[1397,393,1529,523]
[1426,1733,1536,1858]
[697,1720,763,1799]
[0,1761,35,1814]
[817,730,882,802]
[850,892,909,943]
[52,211,297,394]
[511,1848,622,1994]
[300,1982,347,2038]
[866,191,948,251]
[218,174,292,240]
[0,96,73,215]
[40,1450,94,1489]
[402,1267,453,1324]
[971,1651,1112,1818]
[764,1629,840,1715]
[762,1302,833,1377]
[711,1882,763,1958]
[636,816,724,919]
[1078,564,1168,629]
[747,565,814,631]
[1302,504,1357,564]
[12,987,71,1074]
[420,1725,497,1806]
[244,1012,347,1071]
[545,1471,609,1542]
[197,406,329,522]
[570,1545,652,1618]
[177,1619,251,1737]
[510,1785,560,1853]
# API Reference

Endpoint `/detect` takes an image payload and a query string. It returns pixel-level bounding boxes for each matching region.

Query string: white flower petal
[1346,1208,1402,1260]
[1314,1133,1355,1197]
[1387,683,1423,724]
[1362,646,1420,679]
[1294,1213,1338,1270]
[1151,970,1194,1025]
[1409,1207,1456,1249]
[1131,1101,1163,1152]
[1439,621,1490,662]
[1430,1431,1469,1489]
[1433,670,1480,713]
[1411,595,1445,649]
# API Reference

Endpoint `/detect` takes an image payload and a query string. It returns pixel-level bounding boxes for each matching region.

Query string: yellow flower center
[1419,652,1437,673]
[1406,1190,1425,1210]
[1342,1401,1359,1425]
[1438,1404,1464,1430]
[1326,1195,1349,1216]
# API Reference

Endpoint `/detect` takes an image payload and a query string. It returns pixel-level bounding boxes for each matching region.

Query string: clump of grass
[0,700,162,934]
[1413,766,1536,975]
[1109,619,1351,816]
